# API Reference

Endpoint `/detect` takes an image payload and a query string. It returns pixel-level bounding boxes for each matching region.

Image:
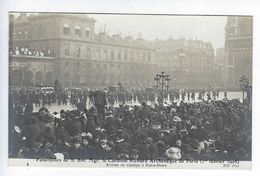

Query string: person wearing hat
[146,137,158,159]
[134,132,148,160]
[81,138,96,159]
[115,133,131,153]
[164,147,182,160]
[99,140,117,160]
[138,102,150,121]
[206,139,228,161]
[130,149,140,160]
[117,149,130,160]
[68,136,87,159]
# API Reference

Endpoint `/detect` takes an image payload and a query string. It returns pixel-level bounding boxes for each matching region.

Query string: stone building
[214,48,229,87]
[9,13,156,88]
[225,16,253,88]
[153,38,215,88]
[9,13,225,90]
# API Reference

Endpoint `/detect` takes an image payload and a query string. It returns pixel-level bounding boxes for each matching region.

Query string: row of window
[227,40,252,50]
[64,61,151,69]
[12,31,30,40]
[63,23,91,37]
[64,46,152,61]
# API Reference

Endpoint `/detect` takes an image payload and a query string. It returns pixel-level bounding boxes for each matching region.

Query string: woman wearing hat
[164,147,182,160]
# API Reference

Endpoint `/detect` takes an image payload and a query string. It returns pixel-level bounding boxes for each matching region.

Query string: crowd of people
[9,87,226,109]
[9,87,251,161]
[9,46,53,57]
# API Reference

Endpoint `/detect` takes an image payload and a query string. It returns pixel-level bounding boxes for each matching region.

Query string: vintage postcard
[8,12,252,170]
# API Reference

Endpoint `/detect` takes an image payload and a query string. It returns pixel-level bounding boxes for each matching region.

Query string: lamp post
[239,75,249,102]
[154,72,170,105]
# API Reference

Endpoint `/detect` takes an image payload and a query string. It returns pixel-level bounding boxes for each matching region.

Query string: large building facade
[214,48,229,87]
[9,13,156,89]
[153,38,215,88]
[9,13,228,90]
[225,16,253,88]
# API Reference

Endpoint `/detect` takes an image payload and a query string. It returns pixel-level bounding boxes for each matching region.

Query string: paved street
[33,91,243,113]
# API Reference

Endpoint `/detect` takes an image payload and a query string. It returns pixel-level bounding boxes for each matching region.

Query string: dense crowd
[9,88,251,161]
[9,46,53,57]
[9,87,224,108]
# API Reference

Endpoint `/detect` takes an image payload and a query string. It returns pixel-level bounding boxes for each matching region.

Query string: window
[96,49,100,59]
[117,65,121,69]
[63,23,70,35]
[86,47,91,58]
[137,52,140,61]
[76,47,81,57]
[76,62,80,68]
[24,30,28,39]
[103,50,108,60]
[118,52,121,60]
[142,53,146,61]
[65,62,69,66]
[85,27,91,37]
[75,25,81,36]
[18,31,22,39]
[111,51,114,60]
[12,32,16,39]
[38,25,45,38]
[147,53,151,61]
[65,46,70,56]
[131,51,134,60]
[124,53,127,61]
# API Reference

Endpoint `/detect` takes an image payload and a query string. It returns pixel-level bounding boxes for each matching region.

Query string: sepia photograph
[7,12,252,168]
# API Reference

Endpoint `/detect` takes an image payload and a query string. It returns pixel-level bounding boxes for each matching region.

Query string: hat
[71,135,82,144]
[106,141,115,148]
[152,123,161,130]
[161,129,170,135]
[106,110,113,115]
[173,116,181,122]
[139,132,148,141]
[39,107,49,113]
[130,149,140,155]
[95,127,101,131]
[120,149,130,155]
[118,149,130,160]
[14,125,21,134]
[165,147,181,160]
[157,140,166,147]
[146,137,153,144]
[182,144,195,153]
[54,153,64,160]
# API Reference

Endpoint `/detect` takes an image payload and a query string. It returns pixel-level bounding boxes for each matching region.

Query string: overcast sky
[89,14,227,49]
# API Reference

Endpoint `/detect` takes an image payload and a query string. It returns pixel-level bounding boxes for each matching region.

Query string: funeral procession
[8,13,252,162]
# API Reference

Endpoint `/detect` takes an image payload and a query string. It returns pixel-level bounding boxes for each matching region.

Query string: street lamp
[154,72,170,105]
[239,75,249,102]
[154,74,160,90]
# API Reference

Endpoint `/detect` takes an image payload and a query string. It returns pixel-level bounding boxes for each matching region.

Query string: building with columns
[225,16,253,88]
